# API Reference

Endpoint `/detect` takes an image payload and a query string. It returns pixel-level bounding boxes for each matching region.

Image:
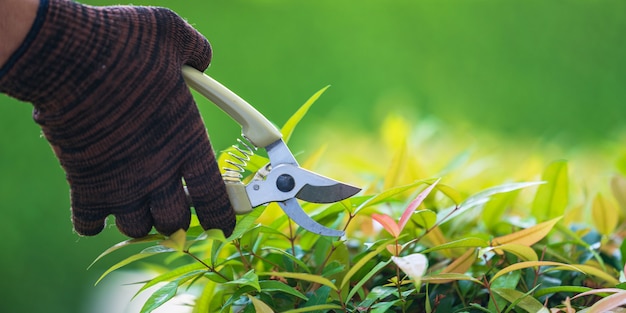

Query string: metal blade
[296,183,361,203]
[278,198,345,237]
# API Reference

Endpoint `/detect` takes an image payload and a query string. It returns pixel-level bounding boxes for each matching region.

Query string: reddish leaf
[399,179,440,232]
[372,213,401,238]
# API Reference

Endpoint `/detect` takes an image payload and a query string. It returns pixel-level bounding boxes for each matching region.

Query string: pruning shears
[182,66,360,237]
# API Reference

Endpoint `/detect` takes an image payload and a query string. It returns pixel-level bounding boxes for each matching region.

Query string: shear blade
[296,183,361,204]
[278,198,345,237]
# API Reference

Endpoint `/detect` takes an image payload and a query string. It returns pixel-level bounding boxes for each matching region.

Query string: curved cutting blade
[296,182,361,204]
[278,198,345,237]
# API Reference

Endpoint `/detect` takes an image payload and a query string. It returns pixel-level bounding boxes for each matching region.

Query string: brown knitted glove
[0,0,236,238]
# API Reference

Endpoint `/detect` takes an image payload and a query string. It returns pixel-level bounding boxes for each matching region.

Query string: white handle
[182,66,282,148]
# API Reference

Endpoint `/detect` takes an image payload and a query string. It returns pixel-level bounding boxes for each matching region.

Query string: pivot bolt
[276,174,296,192]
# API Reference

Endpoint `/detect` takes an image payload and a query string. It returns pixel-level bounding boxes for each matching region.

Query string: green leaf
[438,181,544,225]
[531,160,569,221]
[227,205,265,240]
[135,263,208,297]
[259,280,308,300]
[247,294,275,313]
[302,285,332,308]
[225,270,261,291]
[140,281,178,313]
[411,209,437,230]
[282,304,344,313]
[533,286,592,298]
[492,288,549,313]
[95,246,173,285]
[89,234,166,269]
[340,238,397,289]
[421,273,482,285]
[192,280,217,313]
[489,271,521,312]
[261,247,312,273]
[421,237,489,253]
[346,259,392,302]
[257,271,337,291]
[281,85,329,143]
[353,180,428,216]
[371,300,402,313]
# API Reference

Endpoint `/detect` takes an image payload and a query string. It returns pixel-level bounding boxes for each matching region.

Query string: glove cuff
[0,0,49,80]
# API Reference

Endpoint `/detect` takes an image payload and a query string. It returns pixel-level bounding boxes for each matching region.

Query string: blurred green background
[1,0,625,312]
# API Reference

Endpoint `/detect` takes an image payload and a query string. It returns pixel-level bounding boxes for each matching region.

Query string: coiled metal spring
[222,137,256,181]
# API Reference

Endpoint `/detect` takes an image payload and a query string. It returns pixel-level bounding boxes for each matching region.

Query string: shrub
[91,88,626,312]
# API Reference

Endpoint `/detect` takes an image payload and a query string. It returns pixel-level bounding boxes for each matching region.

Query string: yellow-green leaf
[482,190,520,230]
[492,288,549,313]
[592,193,619,236]
[492,216,561,247]
[257,272,337,291]
[441,249,478,275]
[247,295,275,313]
[531,160,569,221]
[422,273,482,285]
[301,144,327,170]
[159,229,187,252]
[383,138,408,190]
[550,264,619,286]
[611,175,626,216]
[490,261,583,283]
[490,244,538,262]
[435,183,464,206]
[422,237,489,254]
[281,85,330,143]
[340,238,396,289]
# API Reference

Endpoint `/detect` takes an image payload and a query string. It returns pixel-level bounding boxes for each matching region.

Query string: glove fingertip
[113,199,154,238]
[72,207,107,236]
[73,219,106,236]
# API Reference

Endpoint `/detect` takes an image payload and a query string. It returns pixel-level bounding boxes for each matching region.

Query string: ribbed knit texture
[0,0,236,238]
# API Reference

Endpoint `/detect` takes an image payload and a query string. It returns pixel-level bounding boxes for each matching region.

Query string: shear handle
[182,65,282,148]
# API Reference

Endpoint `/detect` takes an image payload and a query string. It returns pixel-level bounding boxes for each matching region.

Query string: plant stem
[484,276,501,313]
[234,240,252,271]
[184,250,230,282]
[396,264,406,311]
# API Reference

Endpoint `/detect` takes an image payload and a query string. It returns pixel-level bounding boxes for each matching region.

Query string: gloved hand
[0,0,236,238]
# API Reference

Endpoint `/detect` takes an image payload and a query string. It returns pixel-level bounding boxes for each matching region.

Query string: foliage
[92,88,626,312]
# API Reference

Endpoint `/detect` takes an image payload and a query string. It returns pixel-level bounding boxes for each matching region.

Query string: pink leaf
[372,213,401,238]
[588,290,626,312]
[399,179,440,232]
